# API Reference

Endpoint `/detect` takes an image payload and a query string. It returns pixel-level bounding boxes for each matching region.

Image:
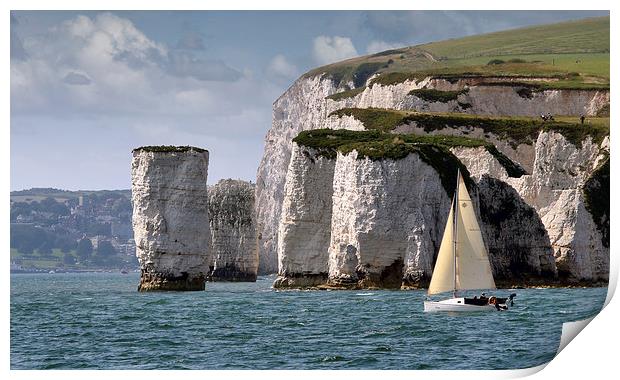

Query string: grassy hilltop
[307,16,609,92]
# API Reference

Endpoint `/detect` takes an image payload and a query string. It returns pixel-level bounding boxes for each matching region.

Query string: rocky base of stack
[138,270,206,291]
[274,261,406,290]
[208,265,257,282]
[273,272,328,288]
[327,259,405,289]
[401,271,431,289]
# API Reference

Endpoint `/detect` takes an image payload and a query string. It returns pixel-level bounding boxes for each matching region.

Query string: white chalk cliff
[273,145,336,288]
[257,73,609,288]
[326,150,450,288]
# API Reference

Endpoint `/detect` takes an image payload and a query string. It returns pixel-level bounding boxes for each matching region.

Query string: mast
[427,168,495,297]
[452,168,460,299]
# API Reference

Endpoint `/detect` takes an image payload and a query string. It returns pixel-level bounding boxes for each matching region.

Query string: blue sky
[10,10,608,190]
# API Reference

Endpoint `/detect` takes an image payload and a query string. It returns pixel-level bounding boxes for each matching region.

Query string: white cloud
[266,54,298,80]
[10,12,285,190]
[312,35,358,65]
[10,12,253,120]
[366,40,404,55]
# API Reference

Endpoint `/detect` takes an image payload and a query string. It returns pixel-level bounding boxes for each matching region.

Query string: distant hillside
[419,16,609,58]
[10,188,131,204]
[305,16,609,90]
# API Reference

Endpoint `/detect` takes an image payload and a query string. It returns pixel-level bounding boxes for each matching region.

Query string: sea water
[10,273,606,370]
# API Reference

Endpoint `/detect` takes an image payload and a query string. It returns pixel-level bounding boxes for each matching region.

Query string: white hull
[424,298,500,312]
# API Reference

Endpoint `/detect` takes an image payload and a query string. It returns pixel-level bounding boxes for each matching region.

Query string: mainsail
[427,172,496,295]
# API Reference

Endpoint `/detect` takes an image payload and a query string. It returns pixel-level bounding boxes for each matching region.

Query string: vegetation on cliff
[330,108,609,148]
[312,16,608,101]
[408,88,469,102]
[596,104,610,117]
[306,60,393,89]
[369,64,578,86]
[367,60,608,90]
[295,127,526,178]
[325,87,366,101]
[583,156,610,247]
[133,146,208,153]
[294,128,511,192]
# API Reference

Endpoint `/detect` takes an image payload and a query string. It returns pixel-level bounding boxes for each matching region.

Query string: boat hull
[424,298,502,312]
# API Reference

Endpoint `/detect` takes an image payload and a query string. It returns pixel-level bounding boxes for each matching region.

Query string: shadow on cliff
[476,175,558,286]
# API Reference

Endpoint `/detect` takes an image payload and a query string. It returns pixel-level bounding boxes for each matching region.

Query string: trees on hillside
[76,238,93,261]
[93,240,118,265]
[62,253,77,265]
[10,224,50,254]
[97,241,116,258]
[37,241,53,257]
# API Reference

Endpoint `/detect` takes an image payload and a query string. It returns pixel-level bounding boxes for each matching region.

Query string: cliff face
[131,147,211,291]
[207,179,258,281]
[327,151,449,288]
[255,77,336,274]
[428,132,607,283]
[256,75,609,286]
[506,133,609,282]
[332,79,610,117]
[449,132,609,282]
[476,176,557,282]
[273,144,335,288]
[273,141,569,288]
[273,146,449,289]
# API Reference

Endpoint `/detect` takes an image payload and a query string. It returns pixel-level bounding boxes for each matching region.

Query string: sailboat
[423,169,516,312]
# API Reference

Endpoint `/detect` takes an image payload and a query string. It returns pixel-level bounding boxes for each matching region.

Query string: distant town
[10,188,138,273]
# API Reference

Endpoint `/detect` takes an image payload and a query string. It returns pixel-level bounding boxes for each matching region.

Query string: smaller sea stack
[207,179,259,281]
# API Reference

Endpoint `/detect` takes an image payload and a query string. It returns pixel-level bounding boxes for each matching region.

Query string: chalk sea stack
[207,179,259,281]
[131,146,211,291]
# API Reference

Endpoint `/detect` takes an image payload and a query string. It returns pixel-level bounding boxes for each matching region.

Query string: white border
[4,1,617,379]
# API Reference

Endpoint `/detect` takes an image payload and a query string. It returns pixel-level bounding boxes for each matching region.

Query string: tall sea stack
[207,179,259,281]
[131,146,211,291]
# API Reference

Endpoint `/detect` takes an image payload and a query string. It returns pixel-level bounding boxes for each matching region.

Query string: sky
[10,10,609,191]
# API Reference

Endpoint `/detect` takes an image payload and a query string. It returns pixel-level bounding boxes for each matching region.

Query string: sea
[10,273,606,370]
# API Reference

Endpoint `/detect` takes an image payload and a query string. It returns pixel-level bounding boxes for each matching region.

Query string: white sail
[427,198,456,295]
[454,174,496,291]
[427,172,495,295]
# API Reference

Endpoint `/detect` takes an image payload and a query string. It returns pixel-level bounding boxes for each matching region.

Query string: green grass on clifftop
[330,108,609,148]
[420,17,609,59]
[309,16,608,97]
